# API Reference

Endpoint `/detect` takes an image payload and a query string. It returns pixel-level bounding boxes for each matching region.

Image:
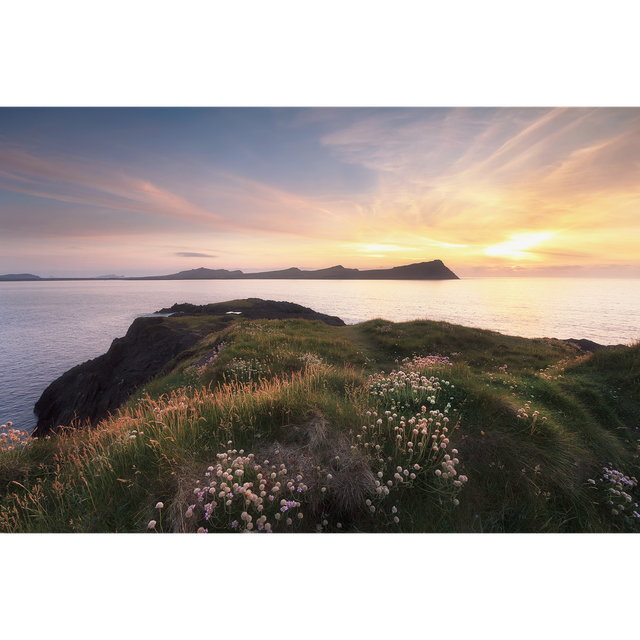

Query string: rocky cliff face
[33,299,346,436]
[33,316,204,436]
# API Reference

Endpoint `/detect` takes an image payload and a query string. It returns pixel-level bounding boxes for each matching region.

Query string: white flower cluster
[166,444,313,533]
[588,466,640,521]
[298,352,324,368]
[435,450,468,486]
[226,358,267,383]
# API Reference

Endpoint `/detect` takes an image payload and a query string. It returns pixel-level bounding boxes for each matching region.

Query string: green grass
[2,314,639,533]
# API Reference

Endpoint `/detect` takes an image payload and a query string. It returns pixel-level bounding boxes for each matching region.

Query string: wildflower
[393,516,400,524]
[298,513,304,519]
[453,499,460,506]
[147,520,156,529]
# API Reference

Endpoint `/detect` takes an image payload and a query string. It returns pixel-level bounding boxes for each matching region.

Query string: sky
[1,106,640,278]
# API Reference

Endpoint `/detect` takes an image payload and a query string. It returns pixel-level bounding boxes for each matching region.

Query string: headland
[0,259,459,281]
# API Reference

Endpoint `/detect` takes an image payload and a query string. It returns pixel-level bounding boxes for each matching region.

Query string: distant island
[0,273,43,281]
[0,259,459,281]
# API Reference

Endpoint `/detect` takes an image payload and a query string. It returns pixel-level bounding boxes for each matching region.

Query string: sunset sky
[1,107,639,278]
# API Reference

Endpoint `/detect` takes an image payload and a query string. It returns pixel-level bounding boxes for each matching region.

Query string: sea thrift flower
[147,520,156,529]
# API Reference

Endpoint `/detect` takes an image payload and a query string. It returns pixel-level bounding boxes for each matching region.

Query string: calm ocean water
[1,278,638,434]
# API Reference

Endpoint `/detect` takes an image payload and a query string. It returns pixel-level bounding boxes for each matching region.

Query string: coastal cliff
[33,316,204,436]
[7,299,638,535]
[33,299,345,436]
[33,296,621,437]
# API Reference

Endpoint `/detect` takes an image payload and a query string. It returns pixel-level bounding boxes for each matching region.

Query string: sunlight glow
[484,232,555,260]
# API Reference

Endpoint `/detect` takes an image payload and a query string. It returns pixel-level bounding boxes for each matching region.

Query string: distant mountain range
[0,260,459,281]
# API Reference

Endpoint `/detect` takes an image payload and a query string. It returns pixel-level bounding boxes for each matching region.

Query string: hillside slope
[2,302,638,533]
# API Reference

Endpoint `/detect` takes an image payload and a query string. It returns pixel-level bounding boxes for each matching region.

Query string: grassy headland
[2,308,639,533]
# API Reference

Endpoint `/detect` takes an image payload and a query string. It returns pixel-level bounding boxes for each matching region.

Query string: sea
[1,277,638,435]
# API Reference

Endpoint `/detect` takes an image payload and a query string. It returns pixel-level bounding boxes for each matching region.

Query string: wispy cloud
[173,252,216,258]
[319,108,640,265]
[0,147,227,233]
[0,147,355,243]
[1,108,639,276]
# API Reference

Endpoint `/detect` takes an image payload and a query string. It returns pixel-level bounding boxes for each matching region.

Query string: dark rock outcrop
[33,316,203,436]
[156,298,346,326]
[33,299,346,436]
[563,338,627,352]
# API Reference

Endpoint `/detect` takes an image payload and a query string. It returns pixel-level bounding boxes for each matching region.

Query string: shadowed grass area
[2,314,639,533]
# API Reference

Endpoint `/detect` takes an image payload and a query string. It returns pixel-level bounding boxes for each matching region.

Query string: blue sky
[2,107,640,277]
